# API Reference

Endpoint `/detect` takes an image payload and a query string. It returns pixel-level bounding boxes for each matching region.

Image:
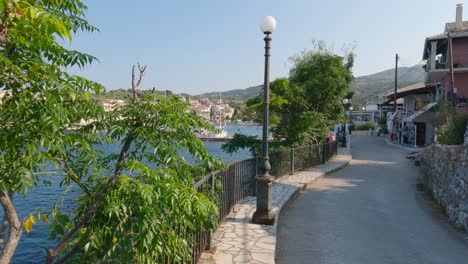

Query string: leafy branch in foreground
[44,66,224,263]
[0,0,224,262]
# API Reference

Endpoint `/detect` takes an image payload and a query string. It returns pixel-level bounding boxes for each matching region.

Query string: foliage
[430,101,467,145]
[222,134,261,156]
[224,42,354,154]
[436,114,468,145]
[376,117,388,134]
[59,94,224,263]
[353,122,375,131]
[0,1,223,263]
[377,117,387,127]
[92,88,173,103]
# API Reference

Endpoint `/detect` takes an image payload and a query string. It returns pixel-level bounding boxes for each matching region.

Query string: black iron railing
[190,140,339,263]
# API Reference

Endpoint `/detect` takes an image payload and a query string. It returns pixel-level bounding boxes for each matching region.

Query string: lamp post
[348,106,353,135]
[253,16,276,225]
[342,99,349,134]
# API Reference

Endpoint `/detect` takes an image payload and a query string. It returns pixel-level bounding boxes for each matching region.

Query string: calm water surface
[8,125,261,263]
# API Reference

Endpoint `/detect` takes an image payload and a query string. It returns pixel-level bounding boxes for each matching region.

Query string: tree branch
[0,190,21,264]
[130,63,146,102]
[45,132,135,263]
[54,242,82,264]
[0,213,8,251]
[57,158,91,196]
[46,63,146,263]
[0,2,13,44]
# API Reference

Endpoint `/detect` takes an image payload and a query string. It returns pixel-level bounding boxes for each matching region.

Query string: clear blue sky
[67,0,463,94]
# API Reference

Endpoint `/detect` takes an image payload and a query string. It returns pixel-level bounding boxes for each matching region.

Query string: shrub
[354,122,375,131]
[437,115,468,145]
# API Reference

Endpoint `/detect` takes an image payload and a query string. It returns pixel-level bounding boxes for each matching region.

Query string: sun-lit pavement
[200,146,351,264]
[276,135,468,264]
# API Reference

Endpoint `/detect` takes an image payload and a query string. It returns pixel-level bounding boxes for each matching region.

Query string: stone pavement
[199,146,352,264]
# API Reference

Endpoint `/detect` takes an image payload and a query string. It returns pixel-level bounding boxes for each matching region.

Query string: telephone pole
[448,32,456,105]
[394,53,398,112]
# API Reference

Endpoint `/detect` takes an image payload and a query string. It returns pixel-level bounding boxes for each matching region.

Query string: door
[415,122,426,146]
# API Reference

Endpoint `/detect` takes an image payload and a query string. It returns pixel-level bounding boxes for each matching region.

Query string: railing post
[253,157,258,196]
[322,144,326,164]
[205,171,215,251]
[311,145,314,166]
[290,147,295,175]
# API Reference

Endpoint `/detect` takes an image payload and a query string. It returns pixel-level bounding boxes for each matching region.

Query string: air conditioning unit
[437,55,446,65]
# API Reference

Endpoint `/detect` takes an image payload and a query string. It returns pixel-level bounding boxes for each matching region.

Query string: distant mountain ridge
[191,65,425,103]
[194,85,263,101]
[100,66,425,104]
[350,65,425,103]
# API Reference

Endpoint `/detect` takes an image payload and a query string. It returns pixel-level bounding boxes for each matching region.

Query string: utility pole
[394,53,398,112]
[448,32,456,105]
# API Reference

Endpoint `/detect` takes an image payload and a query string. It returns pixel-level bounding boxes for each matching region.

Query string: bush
[437,115,468,145]
[354,122,375,131]
[379,126,388,135]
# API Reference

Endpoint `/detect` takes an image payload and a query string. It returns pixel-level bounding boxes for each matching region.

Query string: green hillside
[351,65,425,103]
[97,65,425,105]
[196,85,263,101]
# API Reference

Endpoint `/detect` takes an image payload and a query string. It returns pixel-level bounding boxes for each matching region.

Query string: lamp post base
[252,175,275,225]
[252,210,276,225]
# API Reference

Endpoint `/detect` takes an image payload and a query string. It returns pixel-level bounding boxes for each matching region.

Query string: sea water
[8,125,261,263]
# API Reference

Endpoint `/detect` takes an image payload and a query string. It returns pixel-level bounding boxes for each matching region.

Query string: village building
[100,99,125,112]
[0,90,10,104]
[423,3,468,115]
[381,4,468,147]
[189,97,235,123]
[384,82,437,146]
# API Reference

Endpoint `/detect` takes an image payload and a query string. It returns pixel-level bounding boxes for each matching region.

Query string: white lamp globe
[260,16,277,33]
[349,106,353,111]
[342,98,349,104]
[362,106,366,110]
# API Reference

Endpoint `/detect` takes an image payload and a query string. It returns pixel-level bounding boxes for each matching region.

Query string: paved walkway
[200,145,352,264]
[276,135,468,264]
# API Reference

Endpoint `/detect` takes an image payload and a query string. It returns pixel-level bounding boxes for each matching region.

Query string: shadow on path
[276,135,468,264]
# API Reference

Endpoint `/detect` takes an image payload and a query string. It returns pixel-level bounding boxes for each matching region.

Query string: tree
[0,1,222,263]
[0,1,102,262]
[43,65,223,263]
[224,42,354,153]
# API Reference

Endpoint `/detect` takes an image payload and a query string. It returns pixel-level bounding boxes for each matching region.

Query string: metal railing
[190,140,339,263]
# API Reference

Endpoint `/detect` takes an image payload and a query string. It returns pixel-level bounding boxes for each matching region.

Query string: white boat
[196,92,229,139]
[196,127,228,139]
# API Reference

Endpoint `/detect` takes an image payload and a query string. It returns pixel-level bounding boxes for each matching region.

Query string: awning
[403,101,439,123]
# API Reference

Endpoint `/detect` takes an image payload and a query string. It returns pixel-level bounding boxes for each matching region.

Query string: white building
[100,99,125,112]
[0,90,10,104]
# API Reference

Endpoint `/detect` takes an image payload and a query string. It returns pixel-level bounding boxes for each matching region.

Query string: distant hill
[195,85,262,101]
[192,65,425,104]
[351,65,425,103]
[101,66,425,105]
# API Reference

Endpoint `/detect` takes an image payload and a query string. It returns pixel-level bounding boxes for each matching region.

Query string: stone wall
[420,126,468,231]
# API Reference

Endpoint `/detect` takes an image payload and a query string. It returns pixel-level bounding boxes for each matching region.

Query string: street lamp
[253,16,276,225]
[342,99,349,134]
[348,106,353,135]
